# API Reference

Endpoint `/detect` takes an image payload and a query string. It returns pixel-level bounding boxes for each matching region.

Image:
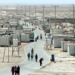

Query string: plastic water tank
[47,39,51,45]
[51,54,54,60]
[13,39,18,46]
[61,41,67,52]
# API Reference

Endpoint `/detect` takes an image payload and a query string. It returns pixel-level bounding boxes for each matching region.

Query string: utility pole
[52,5,59,29]
[19,6,21,42]
[8,22,10,62]
[6,5,10,62]
[16,6,17,14]
[25,6,26,25]
[29,6,30,24]
[73,5,74,34]
[43,6,44,30]
[49,6,51,33]
[55,6,56,29]
[21,6,22,13]
[35,6,36,25]
[21,6,22,17]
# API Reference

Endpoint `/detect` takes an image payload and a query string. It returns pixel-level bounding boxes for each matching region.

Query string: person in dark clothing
[45,33,46,36]
[35,54,38,62]
[37,36,39,40]
[36,37,38,40]
[39,58,42,66]
[35,38,36,41]
[31,48,34,54]
[39,58,44,66]
[40,36,42,39]
[32,28,33,31]
[40,34,42,39]
[37,36,38,40]
[11,66,14,75]
[31,53,33,60]
[27,52,30,60]
[17,65,20,75]
[37,36,39,39]
[14,66,17,75]
[35,38,37,42]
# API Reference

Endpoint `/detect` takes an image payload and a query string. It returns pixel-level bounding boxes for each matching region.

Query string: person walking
[11,66,14,75]
[31,53,33,60]
[14,66,17,75]
[45,33,46,36]
[40,36,42,39]
[35,38,37,42]
[36,36,38,40]
[27,52,30,60]
[17,65,20,75]
[37,36,39,39]
[31,48,34,54]
[35,54,38,62]
[40,34,42,39]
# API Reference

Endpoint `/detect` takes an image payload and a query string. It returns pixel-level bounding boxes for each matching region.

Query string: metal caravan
[0,35,13,46]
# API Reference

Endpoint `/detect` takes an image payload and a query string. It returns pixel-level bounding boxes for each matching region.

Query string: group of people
[27,48,38,62]
[11,65,20,75]
[11,33,45,75]
[35,34,42,42]
[27,48,44,66]
[35,36,39,42]
[27,52,36,60]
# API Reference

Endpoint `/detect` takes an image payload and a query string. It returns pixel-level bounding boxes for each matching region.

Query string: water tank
[13,39,18,46]
[61,41,68,52]
[47,39,51,45]
[51,54,54,60]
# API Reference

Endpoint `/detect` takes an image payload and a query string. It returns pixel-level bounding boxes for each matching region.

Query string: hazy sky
[0,0,75,5]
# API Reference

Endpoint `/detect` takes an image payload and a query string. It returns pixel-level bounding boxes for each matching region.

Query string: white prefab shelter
[53,38,64,48]
[52,34,74,48]
[61,41,68,52]
[12,34,20,41]
[13,39,18,46]
[68,30,73,33]
[53,29,64,34]
[0,36,12,46]
[47,39,51,45]
[50,28,64,34]
[67,44,75,55]
[21,33,29,42]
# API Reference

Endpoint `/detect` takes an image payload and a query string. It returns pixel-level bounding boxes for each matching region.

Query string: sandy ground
[30,44,75,75]
[0,42,29,70]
